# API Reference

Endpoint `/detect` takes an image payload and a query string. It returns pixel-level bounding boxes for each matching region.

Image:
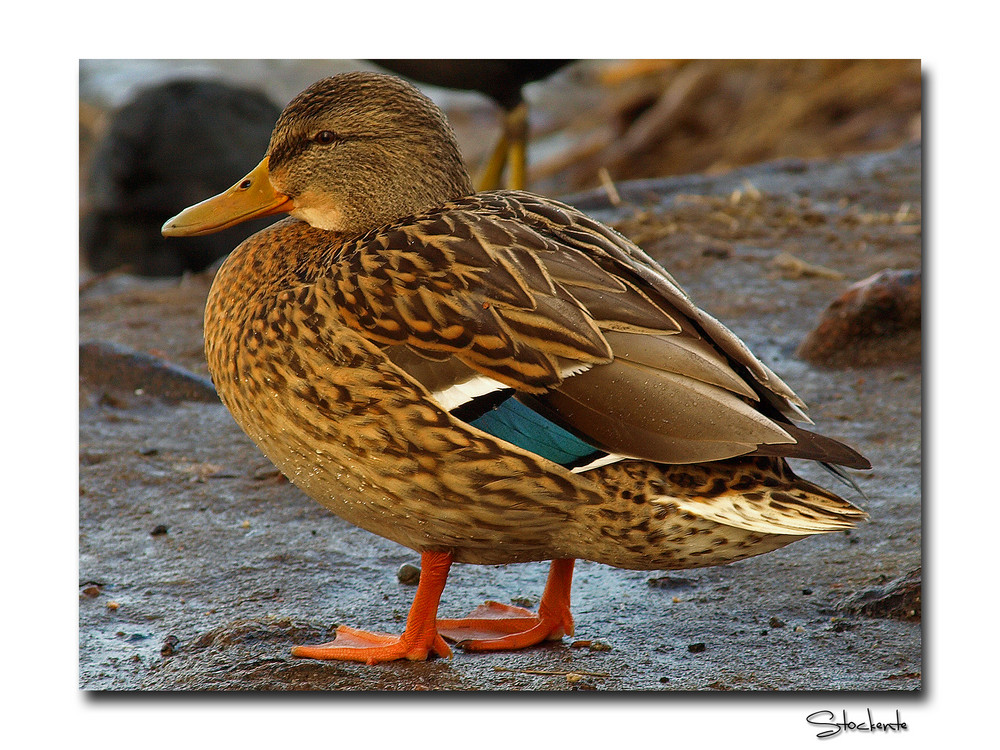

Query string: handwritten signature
[806,709,908,739]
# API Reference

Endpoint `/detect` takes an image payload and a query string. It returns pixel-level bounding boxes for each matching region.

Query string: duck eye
[314,130,338,144]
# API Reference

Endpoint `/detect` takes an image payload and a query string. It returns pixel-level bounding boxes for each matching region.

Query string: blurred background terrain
[79,59,920,275]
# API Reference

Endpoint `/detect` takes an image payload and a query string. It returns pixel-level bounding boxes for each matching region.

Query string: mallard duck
[372,59,572,190]
[163,71,869,665]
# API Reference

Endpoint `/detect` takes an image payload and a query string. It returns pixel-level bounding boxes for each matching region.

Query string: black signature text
[806,709,907,739]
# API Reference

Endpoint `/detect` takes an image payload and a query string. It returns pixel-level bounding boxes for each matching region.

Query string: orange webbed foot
[436,559,576,652]
[291,624,451,664]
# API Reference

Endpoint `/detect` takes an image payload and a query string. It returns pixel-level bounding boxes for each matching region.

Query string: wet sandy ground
[79,143,920,691]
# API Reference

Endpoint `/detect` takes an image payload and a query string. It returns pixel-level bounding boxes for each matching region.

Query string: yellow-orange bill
[161,157,292,237]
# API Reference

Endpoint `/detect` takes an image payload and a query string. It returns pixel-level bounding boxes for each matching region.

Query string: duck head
[162,72,474,238]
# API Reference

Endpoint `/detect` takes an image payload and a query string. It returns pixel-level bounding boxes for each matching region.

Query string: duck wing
[326,191,869,470]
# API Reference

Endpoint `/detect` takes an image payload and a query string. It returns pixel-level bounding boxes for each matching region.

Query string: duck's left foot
[436,558,575,652]
[436,601,572,651]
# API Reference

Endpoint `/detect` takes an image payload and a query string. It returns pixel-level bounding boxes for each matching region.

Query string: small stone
[794,625,805,633]
[252,465,283,481]
[150,524,169,536]
[688,642,706,653]
[571,640,612,652]
[161,635,180,657]
[107,601,120,611]
[98,392,128,409]
[81,585,101,598]
[701,244,732,259]
[769,616,786,628]
[397,562,421,586]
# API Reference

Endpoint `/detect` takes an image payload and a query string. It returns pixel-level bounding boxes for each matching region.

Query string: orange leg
[436,558,575,651]
[291,550,454,665]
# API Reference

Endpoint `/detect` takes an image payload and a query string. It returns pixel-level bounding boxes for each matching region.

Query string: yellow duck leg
[475,129,510,192]
[475,101,529,191]
[437,558,575,651]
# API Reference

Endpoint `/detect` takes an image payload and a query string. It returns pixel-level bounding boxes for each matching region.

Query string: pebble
[161,635,180,657]
[253,466,283,481]
[570,640,612,652]
[397,563,421,586]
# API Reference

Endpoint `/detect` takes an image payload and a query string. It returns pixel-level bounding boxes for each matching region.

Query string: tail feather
[652,457,867,536]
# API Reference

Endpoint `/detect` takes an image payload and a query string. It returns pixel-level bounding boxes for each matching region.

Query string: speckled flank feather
[573,456,866,571]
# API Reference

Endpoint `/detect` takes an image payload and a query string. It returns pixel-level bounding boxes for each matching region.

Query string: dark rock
[80,340,218,403]
[798,268,921,367]
[81,80,282,276]
[838,567,921,622]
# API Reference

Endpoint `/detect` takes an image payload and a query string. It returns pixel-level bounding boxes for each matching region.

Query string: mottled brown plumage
[163,72,869,663]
